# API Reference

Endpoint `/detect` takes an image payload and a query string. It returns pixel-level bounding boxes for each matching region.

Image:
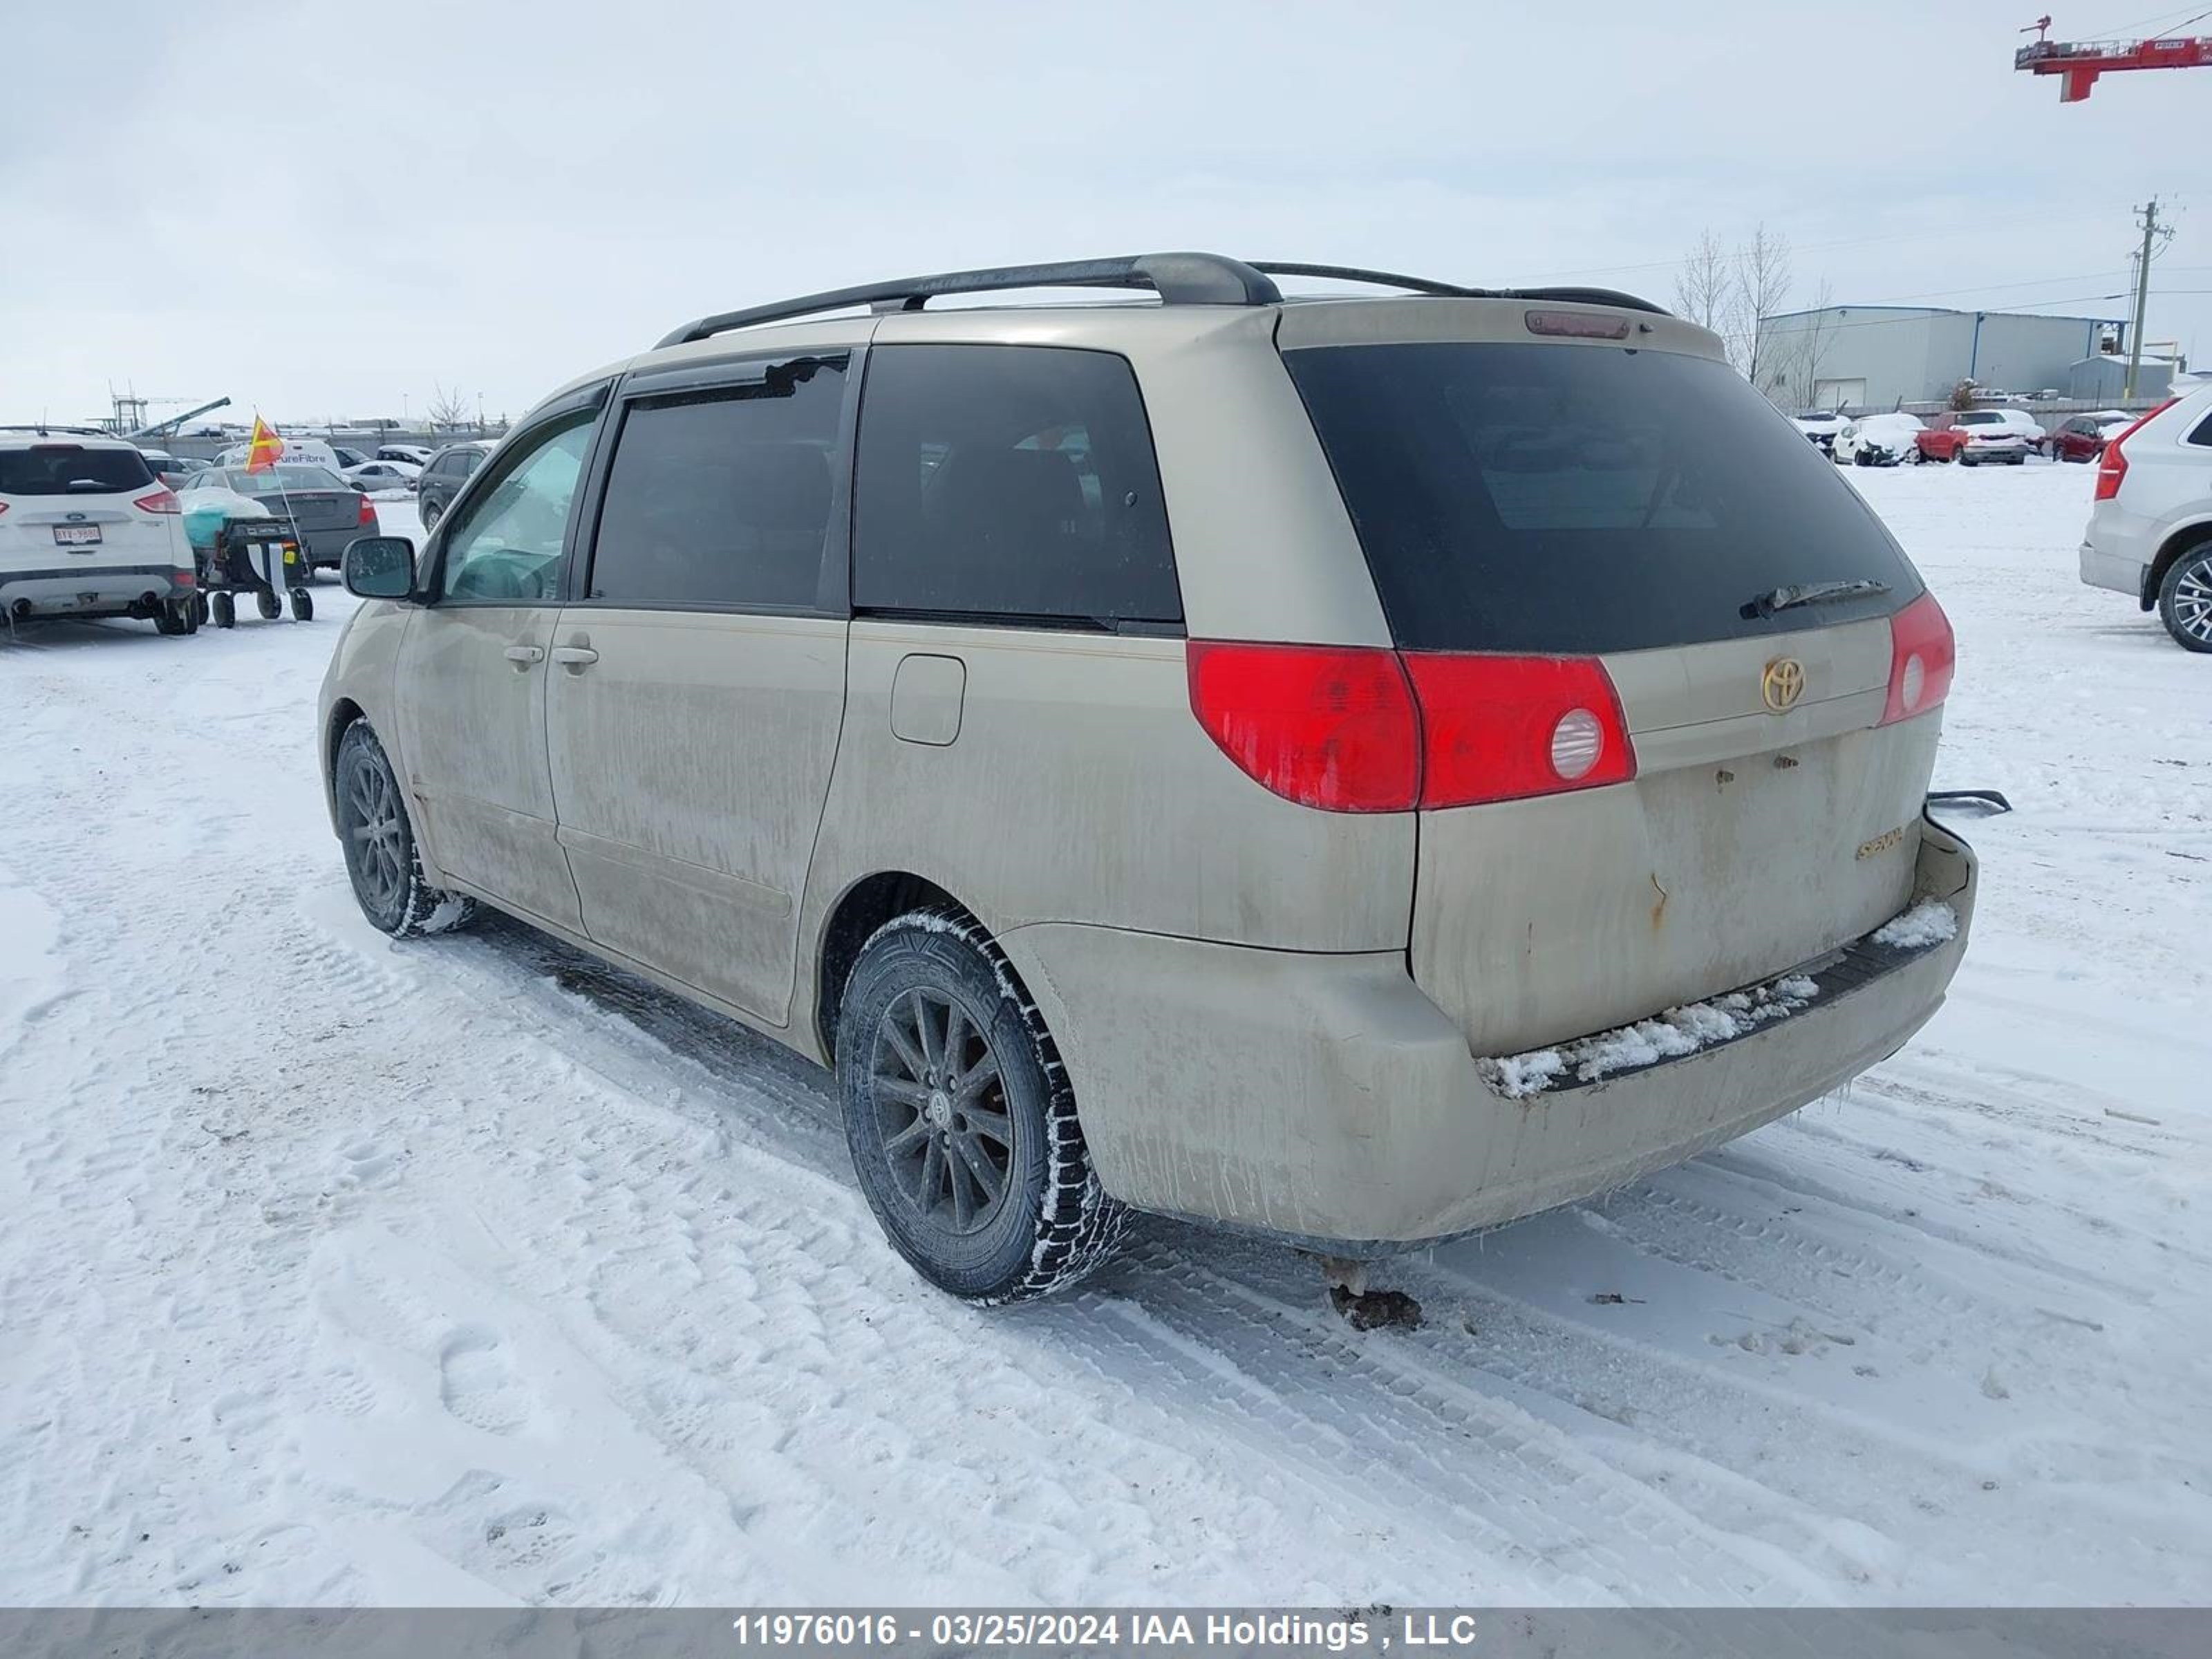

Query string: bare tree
[1672,228,1731,335]
[1676,223,1801,399]
[424,382,473,431]
[1730,223,1794,398]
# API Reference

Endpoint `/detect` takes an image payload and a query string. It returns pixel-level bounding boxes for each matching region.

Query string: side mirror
[343,535,416,600]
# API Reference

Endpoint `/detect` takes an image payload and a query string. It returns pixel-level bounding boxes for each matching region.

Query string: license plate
[53,523,102,547]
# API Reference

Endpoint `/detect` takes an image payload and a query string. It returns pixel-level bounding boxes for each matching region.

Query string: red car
[2050,412,2135,464]
[1915,425,1971,463]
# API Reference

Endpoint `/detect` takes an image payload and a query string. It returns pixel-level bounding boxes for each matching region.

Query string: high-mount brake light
[1881,592,1956,725]
[1186,642,1637,813]
[1524,309,1631,340]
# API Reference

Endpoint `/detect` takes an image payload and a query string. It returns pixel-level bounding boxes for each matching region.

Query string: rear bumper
[1,563,194,618]
[1002,816,1977,1252]
[2079,538,2148,601]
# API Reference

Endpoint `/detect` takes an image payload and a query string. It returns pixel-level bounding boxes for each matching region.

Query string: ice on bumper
[1479,899,1962,1099]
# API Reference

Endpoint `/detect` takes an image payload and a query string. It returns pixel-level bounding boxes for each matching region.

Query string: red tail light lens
[1401,653,1635,807]
[1187,641,1637,812]
[1187,642,1419,812]
[133,488,180,514]
[356,491,375,526]
[1882,592,1956,725]
[173,568,196,588]
[2095,399,2173,502]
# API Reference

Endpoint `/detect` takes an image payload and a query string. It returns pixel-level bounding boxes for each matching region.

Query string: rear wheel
[2158,547,2212,653]
[836,910,1129,1303]
[153,600,196,636]
[420,497,443,533]
[333,721,479,937]
[290,586,315,622]
[211,591,236,628]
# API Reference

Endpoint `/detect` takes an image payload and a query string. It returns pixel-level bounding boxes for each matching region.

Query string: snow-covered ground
[2,465,2207,1607]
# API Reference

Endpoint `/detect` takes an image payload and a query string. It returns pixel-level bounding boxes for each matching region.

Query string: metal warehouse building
[1757,305,2128,411]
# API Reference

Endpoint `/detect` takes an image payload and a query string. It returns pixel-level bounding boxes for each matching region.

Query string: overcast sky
[6,2,2204,427]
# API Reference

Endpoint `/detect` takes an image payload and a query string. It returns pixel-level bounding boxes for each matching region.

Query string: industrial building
[1756,304,2134,411]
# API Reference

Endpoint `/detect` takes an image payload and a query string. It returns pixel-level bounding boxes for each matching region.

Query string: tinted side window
[587,357,845,609]
[2191,411,2212,448]
[853,344,1179,625]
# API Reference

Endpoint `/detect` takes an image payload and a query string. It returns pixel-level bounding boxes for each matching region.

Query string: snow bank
[1481,973,1822,1098]
[1872,899,1959,950]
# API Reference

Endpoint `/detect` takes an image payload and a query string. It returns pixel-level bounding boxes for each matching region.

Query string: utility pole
[2124,199,2171,399]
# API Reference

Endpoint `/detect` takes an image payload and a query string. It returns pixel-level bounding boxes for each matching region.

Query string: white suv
[2079,386,2212,651]
[1,430,198,632]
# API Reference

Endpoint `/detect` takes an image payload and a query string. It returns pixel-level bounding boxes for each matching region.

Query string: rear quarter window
[1284,341,1923,655]
[853,344,1179,627]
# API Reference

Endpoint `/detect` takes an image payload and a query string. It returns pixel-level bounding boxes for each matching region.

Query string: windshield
[0,444,154,496]
[1283,341,1922,653]
[1955,412,2002,426]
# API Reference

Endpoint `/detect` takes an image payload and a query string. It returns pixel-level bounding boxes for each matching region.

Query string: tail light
[356,491,375,526]
[1400,653,1634,807]
[1881,592,1956,726]
[133,488,180,514]
[2096,400,2173,502]
[1186,641,1636,813]
[1185,643,1418,812]
[174,568,196,588]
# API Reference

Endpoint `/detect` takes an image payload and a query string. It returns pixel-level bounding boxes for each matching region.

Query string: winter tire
[153,601,195,636]
[837,910,1130,1303]
[333,721,480,938]
[255,588,283,621]
[211,591,236,628]
[2158,546,2212,654]
[290,586,314,622]
[420,498,443,532]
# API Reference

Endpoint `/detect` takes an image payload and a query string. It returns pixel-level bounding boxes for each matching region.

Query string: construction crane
[2016,13,2212,102]
[126,396,232,442]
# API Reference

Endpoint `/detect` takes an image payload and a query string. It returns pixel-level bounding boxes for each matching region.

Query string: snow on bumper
[1000,816,1977,1253]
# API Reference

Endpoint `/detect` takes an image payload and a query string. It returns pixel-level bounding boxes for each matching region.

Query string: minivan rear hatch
[1281,310,1949,1053]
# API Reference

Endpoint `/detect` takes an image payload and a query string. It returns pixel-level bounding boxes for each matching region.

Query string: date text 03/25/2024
[729,1611,1485,1651]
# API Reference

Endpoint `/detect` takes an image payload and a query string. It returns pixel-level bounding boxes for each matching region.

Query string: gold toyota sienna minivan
[319,254,1975,1304]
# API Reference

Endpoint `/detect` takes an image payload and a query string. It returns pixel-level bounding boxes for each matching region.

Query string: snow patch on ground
[6,474,2212,1606]
[1873,899,1960,950]
[1482,974,1823,1098]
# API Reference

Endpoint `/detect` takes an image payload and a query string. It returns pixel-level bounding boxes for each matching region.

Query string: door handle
[552,645,599,670]
[503,644,545,668]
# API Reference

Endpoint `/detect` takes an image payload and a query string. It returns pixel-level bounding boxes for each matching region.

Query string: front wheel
[211,591,236,628]
[332,721,479,937]
[290,586,314,621]
[2158,546,2212,653]
[836,911,1129,1303]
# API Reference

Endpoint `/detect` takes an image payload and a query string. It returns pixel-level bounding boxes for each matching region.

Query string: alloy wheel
[870,988,1014,1237]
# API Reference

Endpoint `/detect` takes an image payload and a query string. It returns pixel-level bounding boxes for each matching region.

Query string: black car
[415,441,496,531]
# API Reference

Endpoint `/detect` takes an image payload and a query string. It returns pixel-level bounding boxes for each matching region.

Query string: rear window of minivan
[0,444,154,496]
[1284,342,1922,655]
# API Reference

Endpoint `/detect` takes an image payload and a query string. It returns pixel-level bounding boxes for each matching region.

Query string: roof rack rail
[0,423,115,437]
[655,252,1283,349]
[1250,263,1669,316]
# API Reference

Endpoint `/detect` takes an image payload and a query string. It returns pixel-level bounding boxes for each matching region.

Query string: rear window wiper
[1745,579,1891,618]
